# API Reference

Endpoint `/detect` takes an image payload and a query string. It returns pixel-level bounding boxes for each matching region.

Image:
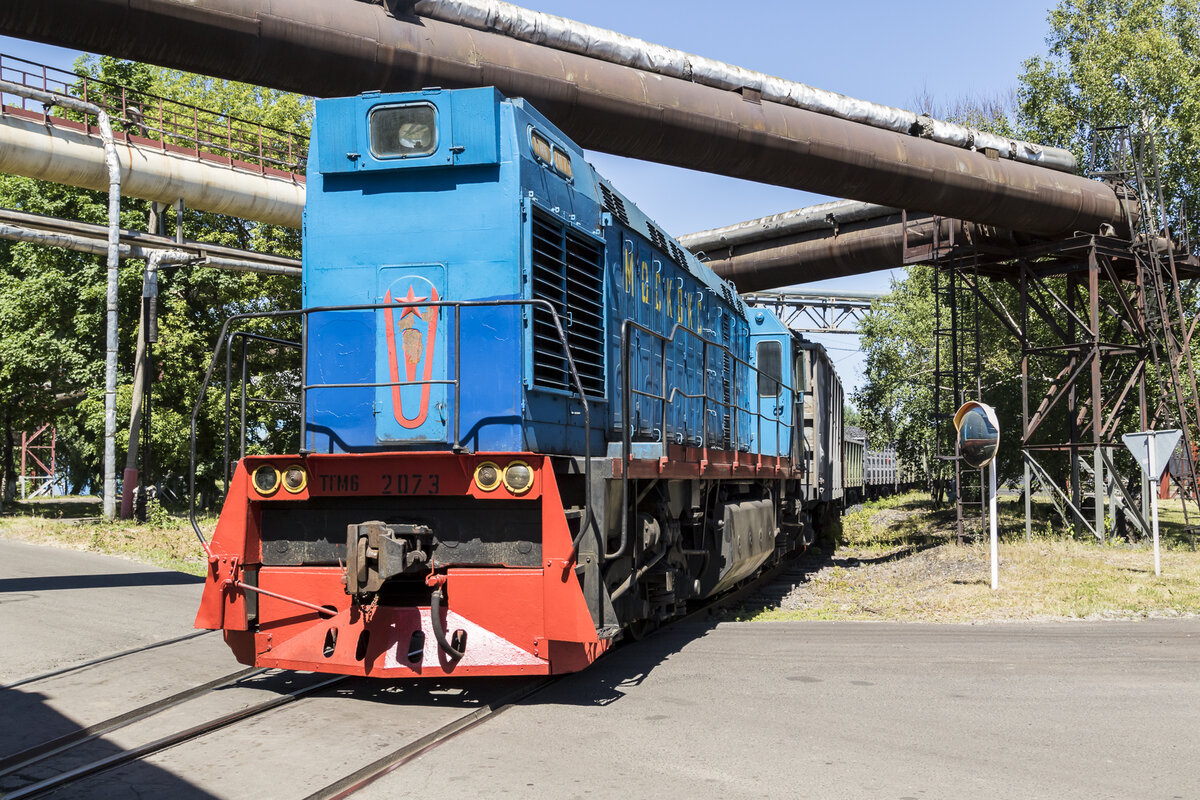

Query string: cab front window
[370,103,438,158]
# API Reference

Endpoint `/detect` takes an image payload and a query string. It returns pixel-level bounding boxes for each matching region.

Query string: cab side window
[757,341,783,397]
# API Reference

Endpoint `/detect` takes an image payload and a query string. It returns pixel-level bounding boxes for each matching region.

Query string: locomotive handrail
[224,330,302,485]
[620,319,794,454]
[610,318,795,563]
[190,298,593,559]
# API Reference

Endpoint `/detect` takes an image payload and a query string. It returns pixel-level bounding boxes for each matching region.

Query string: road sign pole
[1122,429,1179,577]
[990,460,999,590]
[1150,435,1161,577]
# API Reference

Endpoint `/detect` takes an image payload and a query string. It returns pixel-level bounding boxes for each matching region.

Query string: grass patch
[0,496,215,576]
[745,491,1200,623]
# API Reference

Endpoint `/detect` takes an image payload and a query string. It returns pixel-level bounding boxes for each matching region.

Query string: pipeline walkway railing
[0,52,307,177]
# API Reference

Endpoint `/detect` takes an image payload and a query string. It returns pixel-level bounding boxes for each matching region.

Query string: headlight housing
[281,464,307,494]
[474,461,502,492]
[502,460,533,495]
[252,464,281,496]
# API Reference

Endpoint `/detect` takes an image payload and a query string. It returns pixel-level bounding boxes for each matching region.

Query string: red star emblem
[397,285,428,318]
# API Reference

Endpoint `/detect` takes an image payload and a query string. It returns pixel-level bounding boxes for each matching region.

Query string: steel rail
[4,674,349,800]
[0,668,263,777]
[0,630,212,690]
[304,678,557,800]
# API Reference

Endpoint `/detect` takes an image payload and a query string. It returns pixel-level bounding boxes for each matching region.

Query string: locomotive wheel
[625,617,655,641]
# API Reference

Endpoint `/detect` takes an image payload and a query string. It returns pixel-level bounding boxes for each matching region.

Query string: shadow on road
[0,572,203,593]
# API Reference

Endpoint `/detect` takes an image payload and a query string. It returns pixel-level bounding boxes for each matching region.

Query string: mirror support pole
[989,460,999,590]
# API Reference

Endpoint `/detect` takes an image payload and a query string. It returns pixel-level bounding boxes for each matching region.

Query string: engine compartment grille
[530,210,606,397]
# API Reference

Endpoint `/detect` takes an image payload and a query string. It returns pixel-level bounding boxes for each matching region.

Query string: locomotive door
[754,338,786,457]
[376,265,448,444]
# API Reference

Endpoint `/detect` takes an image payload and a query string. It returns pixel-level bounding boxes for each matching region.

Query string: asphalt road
[361,618,1200,800]
[0,538,203,683]
[2,539,1197,799]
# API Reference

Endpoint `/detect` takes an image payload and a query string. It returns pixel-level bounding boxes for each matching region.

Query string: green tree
[1020,0,1200,240]
[854,265,1026,500]
[854,268,941,492]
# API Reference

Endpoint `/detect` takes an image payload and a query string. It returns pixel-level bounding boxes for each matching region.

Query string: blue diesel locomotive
[194,87,847,676]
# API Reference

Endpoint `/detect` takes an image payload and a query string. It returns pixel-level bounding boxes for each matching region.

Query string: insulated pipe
[679,200,901,253]
[0,222,302,276]
[0,112,305,228]
[100,112,121,522]
[0,207,302,272]
[695,213,1019,292]
[412,0,1077,171]
[0,0,1126,237]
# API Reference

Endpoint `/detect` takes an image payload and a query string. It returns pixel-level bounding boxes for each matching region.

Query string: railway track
[1,672,346,799]
[0,666,262,777]
[307,550,813,799]
[2,551,806,799]
[1,630,213,691]
[305,678,555,800]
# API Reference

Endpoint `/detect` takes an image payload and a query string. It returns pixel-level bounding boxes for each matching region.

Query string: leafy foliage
[0,58,309,504]
[1019,0,1200,241]
[854,268,940,486]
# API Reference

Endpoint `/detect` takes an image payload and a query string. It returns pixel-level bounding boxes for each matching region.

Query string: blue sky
[0,1,1061,393]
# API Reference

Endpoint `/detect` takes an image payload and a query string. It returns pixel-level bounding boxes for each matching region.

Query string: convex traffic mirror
[953,401,1000,469]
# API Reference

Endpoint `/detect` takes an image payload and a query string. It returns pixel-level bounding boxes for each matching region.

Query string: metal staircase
[1090,125,1200,546]
[930,243,985,543]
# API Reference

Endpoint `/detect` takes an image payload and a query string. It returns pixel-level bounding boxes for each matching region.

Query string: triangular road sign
[1121,429,1182,480]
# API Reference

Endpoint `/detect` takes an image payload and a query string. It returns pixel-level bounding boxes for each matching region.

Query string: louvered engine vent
[530,211,606,398]
[598,183,630,226]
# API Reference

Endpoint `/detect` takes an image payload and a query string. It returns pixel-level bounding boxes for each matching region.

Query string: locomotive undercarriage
[556,461,817,638]
[281,466,815,643]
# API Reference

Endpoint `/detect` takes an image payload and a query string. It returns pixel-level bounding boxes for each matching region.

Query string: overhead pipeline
[0,111,305,228]
[694,211,1020,292]
[0,0,1125,239]
[413,0,1076,172]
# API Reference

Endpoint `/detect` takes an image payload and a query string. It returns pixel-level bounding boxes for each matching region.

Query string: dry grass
[0,496,213,576]
[749,491,1200,623]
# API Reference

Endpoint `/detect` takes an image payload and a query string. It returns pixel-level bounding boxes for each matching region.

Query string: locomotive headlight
[474,461,501,492]
[281,465,308,494]
[252,464,281,496]
[502,460,533,495]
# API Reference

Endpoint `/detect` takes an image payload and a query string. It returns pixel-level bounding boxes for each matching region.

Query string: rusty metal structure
[19,425,57,499]
[910,131,1198,543]
[685,175,1199,542]
[682,202,1028,291]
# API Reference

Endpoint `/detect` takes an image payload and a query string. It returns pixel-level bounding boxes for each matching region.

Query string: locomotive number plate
[380,473,440,495]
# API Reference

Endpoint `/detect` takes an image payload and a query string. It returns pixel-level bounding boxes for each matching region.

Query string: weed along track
[755,493,1200,623]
